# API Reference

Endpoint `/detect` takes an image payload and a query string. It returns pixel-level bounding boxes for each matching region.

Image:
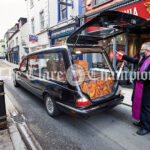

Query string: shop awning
[67,11,148,47]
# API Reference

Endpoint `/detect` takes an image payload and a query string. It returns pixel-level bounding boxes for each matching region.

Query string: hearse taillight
[76,97,91,107]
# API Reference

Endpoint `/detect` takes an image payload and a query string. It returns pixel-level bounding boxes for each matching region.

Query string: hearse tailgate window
[71,48,114,100]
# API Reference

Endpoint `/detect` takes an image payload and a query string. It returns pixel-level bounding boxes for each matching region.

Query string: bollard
[0,80,7,130]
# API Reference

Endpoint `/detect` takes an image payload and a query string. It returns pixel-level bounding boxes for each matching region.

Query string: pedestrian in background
[117,42,150,135]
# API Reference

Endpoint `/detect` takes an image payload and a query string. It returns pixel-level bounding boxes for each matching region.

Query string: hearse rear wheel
[44,95,60,117]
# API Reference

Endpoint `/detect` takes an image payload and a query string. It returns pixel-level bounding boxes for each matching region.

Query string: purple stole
[132,56,150,120]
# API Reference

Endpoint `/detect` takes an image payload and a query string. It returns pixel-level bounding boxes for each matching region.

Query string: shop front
[49,23,77,47]
[84,0,150,70]
[10,46,20,64]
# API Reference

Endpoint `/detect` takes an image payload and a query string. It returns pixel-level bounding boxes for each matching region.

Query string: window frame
[19,58,27,72]
[28,54,39,77]
[58,0,68,22]
[39,10,45,30]
[31,18,35,34]
[16,37,18,46]
[27,52,67,83]
[92,0,112,7]
[30,0,34,8]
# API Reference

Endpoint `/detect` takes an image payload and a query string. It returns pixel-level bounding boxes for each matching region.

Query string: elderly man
[118,42,150,135]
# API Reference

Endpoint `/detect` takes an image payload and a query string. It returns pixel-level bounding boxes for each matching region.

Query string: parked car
[14,10,148,117]
[0,56,5,59]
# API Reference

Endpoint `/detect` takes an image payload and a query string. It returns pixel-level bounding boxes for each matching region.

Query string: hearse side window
[28,53,66,82]
[20,58,27,72]
[28,55,39,77]
[39,52,66,82]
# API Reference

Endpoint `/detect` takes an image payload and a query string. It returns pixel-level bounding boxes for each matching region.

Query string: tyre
[13,73,19,87]
[44,94,60,117]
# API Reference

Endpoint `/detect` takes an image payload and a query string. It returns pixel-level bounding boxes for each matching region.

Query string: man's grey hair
[142,42,150,51]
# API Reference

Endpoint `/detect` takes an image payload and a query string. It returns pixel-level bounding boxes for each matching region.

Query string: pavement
[0,87,42,150]
[0,129,14,150]
[121,86,133,107]
[2,60,19,68]
[0,94,27,150]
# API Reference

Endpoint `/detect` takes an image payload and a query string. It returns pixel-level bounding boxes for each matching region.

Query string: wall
[25,0,49,51]
[26,0,49,34]
[25,0,82,50]
[20,22,30,59]
[49,0,81,28]
[0,40,5,56]
[8,22,30,63]
[85,0,123,15]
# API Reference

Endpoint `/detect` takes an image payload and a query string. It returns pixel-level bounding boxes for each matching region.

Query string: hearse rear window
[28,53,66,82]
[71,48,114,100]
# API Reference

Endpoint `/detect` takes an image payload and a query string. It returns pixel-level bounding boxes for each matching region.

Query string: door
[27,54,41,96]
[27,51,67,99]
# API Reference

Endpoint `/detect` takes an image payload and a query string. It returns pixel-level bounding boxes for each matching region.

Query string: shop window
[40,11,45,30]
[20,58,27,72]
[58,0,68,22]
[54,36,68,46]
[103,34,126,69]
[31,18,35,34]
[93,0,112,7]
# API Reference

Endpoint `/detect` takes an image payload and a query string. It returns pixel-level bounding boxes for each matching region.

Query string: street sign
[29,35,38,42]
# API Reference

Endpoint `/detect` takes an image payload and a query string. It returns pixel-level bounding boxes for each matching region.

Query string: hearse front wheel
[44,95,60,117]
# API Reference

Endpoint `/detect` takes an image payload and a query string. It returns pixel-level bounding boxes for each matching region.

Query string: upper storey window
[93,0,112,7]
[30,0,34,8]
[58,0,68,22]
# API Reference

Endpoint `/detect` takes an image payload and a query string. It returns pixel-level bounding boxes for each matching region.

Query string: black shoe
[133,121,141,127]
[136,128,149,135]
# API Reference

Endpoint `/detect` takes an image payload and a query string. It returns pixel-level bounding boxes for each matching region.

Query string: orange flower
[144,2,150,14]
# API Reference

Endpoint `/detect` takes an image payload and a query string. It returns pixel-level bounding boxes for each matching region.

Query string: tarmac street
[1,60,150,150]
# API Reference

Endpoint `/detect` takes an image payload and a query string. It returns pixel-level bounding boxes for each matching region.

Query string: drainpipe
[125,33,128,55]
[47,0,51,47]
[113,36,117,70]
[131,39,135,71]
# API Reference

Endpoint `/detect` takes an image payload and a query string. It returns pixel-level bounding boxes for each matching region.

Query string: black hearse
[13,11,149,117]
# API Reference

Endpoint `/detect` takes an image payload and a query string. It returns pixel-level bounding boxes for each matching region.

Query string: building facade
[4,26,16,59]
[0,39,5,57]
[25,0,50,52]
[25,0,82,50]
[48,0,82,46]
[82,0,150,70]
[7,18,29,64]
